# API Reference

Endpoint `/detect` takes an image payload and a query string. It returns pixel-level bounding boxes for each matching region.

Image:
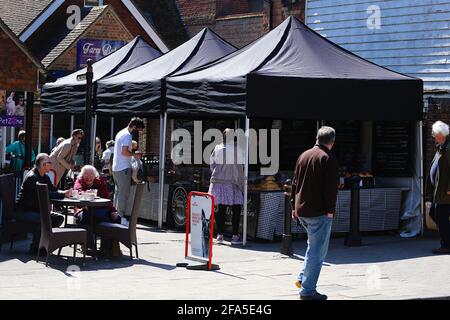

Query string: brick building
[1,0,309,160]
[0,0,169,155]
[175,0,305,48]
[0,17,47,165]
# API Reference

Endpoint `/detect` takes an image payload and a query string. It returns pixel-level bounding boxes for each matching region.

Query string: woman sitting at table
[73,165,121,224]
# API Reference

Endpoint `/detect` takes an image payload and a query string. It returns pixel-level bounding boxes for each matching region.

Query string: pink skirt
[208,183,244,206]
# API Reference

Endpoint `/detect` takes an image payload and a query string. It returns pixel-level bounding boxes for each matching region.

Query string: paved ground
[0,224,449,300]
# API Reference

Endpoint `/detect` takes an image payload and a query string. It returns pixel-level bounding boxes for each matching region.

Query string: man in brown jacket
[50,129,84,185]
[290,126,339,300]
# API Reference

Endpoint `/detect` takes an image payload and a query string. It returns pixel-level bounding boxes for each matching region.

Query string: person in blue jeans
[290,126,339,300]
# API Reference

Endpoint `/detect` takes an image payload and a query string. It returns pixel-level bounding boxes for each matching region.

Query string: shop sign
[0,115,24,127]
[76,39,127,69]
[185,192,215,269]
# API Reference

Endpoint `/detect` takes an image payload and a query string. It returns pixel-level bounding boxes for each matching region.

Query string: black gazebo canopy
[166,16,423,120]
[95,28,237,117]
[40,36,162,115]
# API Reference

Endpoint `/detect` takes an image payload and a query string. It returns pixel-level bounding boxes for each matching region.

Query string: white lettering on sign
[82,42,101,55]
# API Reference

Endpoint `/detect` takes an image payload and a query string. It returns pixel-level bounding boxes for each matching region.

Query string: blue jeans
[298,215,333,296]
[75,208,120,225]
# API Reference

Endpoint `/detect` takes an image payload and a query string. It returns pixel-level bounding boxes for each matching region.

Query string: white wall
[306,0,450,91]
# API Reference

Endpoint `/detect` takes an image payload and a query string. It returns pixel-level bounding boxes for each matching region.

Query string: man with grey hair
[427,120,450,254]
[290,126,339,300]
[15,153,72,254]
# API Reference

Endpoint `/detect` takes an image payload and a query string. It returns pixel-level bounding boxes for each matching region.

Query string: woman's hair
[18,130,26,141]
[131,140,138,151]
[79,165,99,179]
[71,129,84,137]
[106,140,115,148]
[432,121,449,137]
[56,137,65,146]
[222,128,237,144]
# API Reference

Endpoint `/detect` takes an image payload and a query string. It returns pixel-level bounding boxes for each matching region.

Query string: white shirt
[102,147,114,163]
[112,128,132,172]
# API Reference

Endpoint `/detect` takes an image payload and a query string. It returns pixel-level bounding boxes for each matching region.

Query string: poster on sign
[177,191,218,270]
[189,192,214,259]
[0,90,25,127]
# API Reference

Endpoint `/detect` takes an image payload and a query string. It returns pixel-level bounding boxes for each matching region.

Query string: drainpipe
[265,0,273,30]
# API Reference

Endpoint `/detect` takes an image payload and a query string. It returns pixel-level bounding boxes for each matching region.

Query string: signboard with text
[185,192,215,270]
[0,115,24,127]
[76,39,127,69]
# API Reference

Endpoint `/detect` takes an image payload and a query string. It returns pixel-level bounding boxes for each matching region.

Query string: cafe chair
[0,174,36,252]
[35,183,87,267]
[94,182,144,260]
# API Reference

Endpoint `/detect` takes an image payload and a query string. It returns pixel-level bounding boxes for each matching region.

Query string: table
[50,197,112,257]
[255,187,404,240]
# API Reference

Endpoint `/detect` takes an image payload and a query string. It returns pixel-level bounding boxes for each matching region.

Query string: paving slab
[0,225,449,300]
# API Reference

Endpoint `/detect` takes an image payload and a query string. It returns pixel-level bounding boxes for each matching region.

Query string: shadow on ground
[0,239,176,274]
[228,232,441,265]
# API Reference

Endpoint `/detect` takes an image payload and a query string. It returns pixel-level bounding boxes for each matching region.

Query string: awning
[166,16,423,120]
[40,36,162,114]
[95,28,237,117]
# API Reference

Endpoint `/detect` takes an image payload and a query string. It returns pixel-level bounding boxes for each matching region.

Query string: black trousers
[216,204,242,236]
[434,204,450,249]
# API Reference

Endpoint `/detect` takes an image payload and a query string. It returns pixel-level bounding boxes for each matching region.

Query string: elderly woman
[209,128,244,245]
[73,165,120,224]
[428,121,450,255]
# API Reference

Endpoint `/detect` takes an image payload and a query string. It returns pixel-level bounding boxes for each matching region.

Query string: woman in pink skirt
[209,129,244,245]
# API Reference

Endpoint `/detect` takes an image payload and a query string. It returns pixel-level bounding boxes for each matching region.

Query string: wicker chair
[35,183,87,267]
[94,182,144,260]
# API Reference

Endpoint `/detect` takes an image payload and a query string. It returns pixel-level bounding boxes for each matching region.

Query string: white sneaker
[215,234,224,244]
[121,217,129,227]
[231,235,242,245]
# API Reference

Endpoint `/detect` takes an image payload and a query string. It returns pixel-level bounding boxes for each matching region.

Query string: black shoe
[300,292,328,300]
[432,247,450,255]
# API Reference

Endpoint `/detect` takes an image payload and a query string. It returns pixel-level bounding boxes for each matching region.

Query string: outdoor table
[50,197,112,258]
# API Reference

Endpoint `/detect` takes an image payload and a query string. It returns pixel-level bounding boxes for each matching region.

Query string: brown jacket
[49,137,79,184]
[290,144,339,218]
[425,137,450,204]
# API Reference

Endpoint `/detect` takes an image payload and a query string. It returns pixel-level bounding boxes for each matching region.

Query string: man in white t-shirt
[112,117,145,217]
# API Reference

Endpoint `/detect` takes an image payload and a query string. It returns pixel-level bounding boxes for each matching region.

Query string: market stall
[39,36,162,158]
[166,16,424,244]
[94,28,237,225]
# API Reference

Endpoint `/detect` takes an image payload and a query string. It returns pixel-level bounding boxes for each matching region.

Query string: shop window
[217,0,264,17]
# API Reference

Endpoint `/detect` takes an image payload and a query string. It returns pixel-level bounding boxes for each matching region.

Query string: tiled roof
[0,16,46,72]
[0,0,54,36]
[132,0,188,49]
[40,5,108,68]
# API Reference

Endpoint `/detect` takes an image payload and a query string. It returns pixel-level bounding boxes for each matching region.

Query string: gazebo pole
[70,115,74,133]
[110,117,114,140]
[1,127,6,165]
[49,114,54,150]
[158,112,168,229]
[243,116,250,246]
[90,114,97,164]
[419,120,424,236]
[38,113,42,154]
